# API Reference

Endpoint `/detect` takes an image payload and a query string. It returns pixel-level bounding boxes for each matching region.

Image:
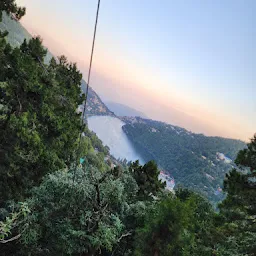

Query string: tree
[235,133,256,171]
[122,118,245,204]
[216,134,256,255]
[129,160,165,200]
[110,165,150,256]
[110,161,167,256]
[0,36,86,203]
[134,194,191,256]
[7,166,140,256]
[134,189,216,256]
[0,0,26,37]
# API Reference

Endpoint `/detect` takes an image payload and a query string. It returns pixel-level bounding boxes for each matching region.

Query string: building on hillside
[216,152,232,163]
[11,13,19,22]
[159,171,175,191]
[214,186,223,196]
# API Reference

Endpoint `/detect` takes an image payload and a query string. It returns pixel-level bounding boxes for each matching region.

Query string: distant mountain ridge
[121,116,246,203]
[105,101,147,118]
[0,12,113,117]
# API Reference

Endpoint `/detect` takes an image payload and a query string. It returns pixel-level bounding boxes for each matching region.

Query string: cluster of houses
[159,171,175,191]
[216,152,232,164]
[214,186,223,196]
[11,13,19,22]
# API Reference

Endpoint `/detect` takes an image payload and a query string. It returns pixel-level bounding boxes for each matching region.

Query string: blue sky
[17,0,255,140]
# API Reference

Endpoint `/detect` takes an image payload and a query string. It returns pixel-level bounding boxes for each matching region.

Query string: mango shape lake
[88,116,144,163]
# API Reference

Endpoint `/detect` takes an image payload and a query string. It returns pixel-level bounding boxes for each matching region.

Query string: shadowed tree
[129,160,165,200]
[215,134,256,255]
[5,167,140,256]
[0,35,86,203]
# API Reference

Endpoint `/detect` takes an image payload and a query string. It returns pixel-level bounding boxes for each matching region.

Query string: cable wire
[82,0,101,123]
[73,0,101,181]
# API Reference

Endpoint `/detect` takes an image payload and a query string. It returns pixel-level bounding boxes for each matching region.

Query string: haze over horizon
[17,0,255,141]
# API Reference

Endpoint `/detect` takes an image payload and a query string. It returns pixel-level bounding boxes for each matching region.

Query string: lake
[88,116,144,163]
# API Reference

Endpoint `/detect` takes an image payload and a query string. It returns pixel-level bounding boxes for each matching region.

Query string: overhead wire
[12,0,101,182]
[81,0,101,123]
[73,0,101,181]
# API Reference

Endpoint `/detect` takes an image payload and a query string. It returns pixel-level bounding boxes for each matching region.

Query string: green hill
[121,116,246,202]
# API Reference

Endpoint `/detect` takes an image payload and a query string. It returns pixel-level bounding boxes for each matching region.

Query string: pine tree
[0,36,85,203]
[216,134,256,255]
[129,160,165,200]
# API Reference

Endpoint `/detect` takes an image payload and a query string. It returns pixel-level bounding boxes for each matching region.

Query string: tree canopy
[122,116,246,203]
[0,34,87,203]
[0,2,255,255]
[0,0,26,22]
[216,135,256,255]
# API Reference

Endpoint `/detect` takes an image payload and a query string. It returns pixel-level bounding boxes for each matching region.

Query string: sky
[16,0,255,141]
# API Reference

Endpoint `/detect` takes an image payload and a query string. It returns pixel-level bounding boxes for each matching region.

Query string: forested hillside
[121,117,246,202]
[0,11,114,117]
[0,2,255,255]
[80,80,114,117]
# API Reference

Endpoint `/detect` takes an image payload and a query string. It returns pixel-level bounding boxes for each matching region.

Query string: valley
[87,114,246,203]
[121,116,246,202]
[1,10,246,203]
[0,3,254,255]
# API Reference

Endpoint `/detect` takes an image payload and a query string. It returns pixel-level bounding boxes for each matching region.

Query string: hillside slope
[121,116,246,202]
[0,12,113,117]
[80,81,114,117]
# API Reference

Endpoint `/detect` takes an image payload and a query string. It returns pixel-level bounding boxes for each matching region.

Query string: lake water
[88,116,144,163]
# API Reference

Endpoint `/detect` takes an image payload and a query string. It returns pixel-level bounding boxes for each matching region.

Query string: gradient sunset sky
[16,0,255,141]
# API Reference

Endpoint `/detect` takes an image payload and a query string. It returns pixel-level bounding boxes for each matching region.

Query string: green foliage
[235,133,256,171]
[111,161,166,256]
[0,35,86,203]
[215,135,256,255]
[0,202,30,243]
[0,0,26,23]
[1,3,255,256]
[132,136,256,256]
[122,117,246,203]
[0,11,54,64]
[134,190,215,256]
[129,160,166,200]
[83,125,110,155]
[17,167,140,255]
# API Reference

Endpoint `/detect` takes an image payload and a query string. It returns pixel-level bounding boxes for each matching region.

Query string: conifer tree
[216,135,256,255]
[0,35,85,203]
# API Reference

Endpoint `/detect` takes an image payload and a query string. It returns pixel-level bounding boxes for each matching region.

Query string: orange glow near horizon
[18,12,253,142]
